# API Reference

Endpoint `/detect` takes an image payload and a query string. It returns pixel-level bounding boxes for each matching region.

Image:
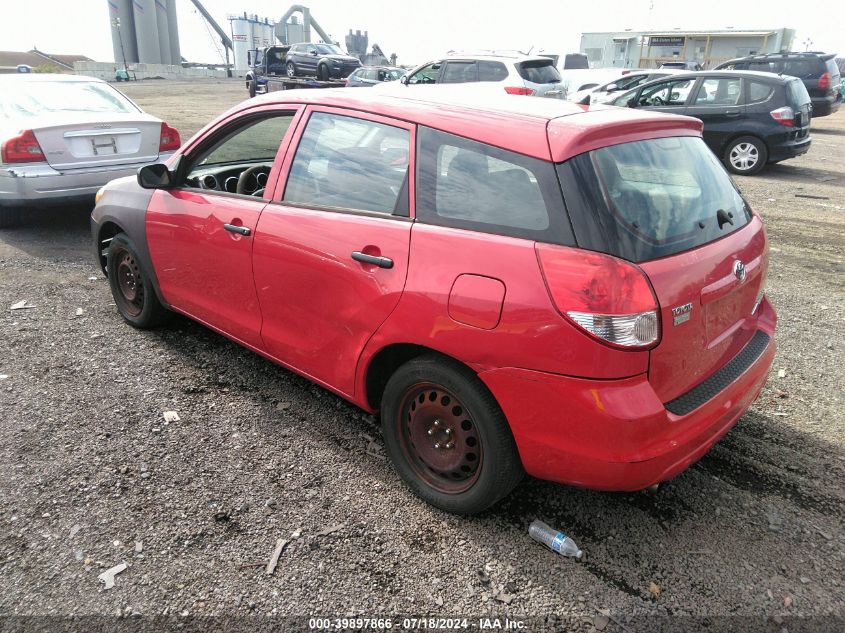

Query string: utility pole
[111,17,128,72]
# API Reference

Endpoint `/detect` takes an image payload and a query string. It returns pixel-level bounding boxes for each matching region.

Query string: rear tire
[106,233,169,328]
[318,63,329,81]
[724,136,767,175]
[286,61,296,78]
[380,354,524,514]
[248,78,257,98]
[0,207,22,228]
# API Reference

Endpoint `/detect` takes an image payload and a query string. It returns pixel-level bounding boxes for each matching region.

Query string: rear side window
[283,112,410,214]
[782,58,820,79]
[825,58,841,79]
[557,137,751,263]
[416,127,572,243]
[442,61,477,83]
[515,60,561,84]
[478,61,509,82]
[748,61,775,72]
[748,81,774,103]
[693,78,742,105]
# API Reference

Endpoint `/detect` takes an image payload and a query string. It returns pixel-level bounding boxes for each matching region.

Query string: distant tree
[33,63,62,74]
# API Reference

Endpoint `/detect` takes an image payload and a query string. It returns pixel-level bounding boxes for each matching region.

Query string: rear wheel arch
[365,343,478,412]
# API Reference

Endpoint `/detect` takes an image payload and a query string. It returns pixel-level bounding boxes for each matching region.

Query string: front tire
[248,78,257,98]
[0,207,22,228]
[318,63,329,81]
[724,136,767,175]
[380,355,523,514]
[106,233,169,328]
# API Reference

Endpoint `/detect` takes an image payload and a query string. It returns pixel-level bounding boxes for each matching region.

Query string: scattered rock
[315,524,344,537]
[593,615,610,631]
[163,411,180,423]
[69,524,81,538]
[777,369,786,378]
[10,300,35,311]
[265,538,288,575]
[649,582,661,600]
[134,542,143,554]
[75,308,85,317]
[783,595,793,609]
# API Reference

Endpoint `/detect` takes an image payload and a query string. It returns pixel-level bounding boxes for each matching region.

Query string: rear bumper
[0,154,173,207]
[479,297,777,491]
[768,135,811,163]
[811,95,841,118]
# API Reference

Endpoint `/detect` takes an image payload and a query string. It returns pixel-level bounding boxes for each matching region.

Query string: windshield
[557,136,751,262]
[315,44,342,55]
[516,60,561,84]
[0,81,138,119]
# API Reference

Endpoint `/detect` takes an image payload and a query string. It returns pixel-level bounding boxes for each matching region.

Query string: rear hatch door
[785,78,813,138]
[516,59,566,98]
[559,135,768,404]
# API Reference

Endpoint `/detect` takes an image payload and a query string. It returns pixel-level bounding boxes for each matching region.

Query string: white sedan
[0,74,180,227]
[570,69,687,104]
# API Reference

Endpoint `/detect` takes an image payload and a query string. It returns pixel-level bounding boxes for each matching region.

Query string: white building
[580,28,795,69]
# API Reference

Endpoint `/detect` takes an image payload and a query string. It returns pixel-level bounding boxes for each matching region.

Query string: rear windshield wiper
[716,208,734,229]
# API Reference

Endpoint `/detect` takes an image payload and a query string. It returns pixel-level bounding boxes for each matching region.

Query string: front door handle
[352,251,393,269]
[224,223,251,236]
[725,109,741,117]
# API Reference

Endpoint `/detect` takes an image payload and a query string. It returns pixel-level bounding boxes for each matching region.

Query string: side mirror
[400,75,409,85]
[606,83,618,92]
[309,50,318,56]
[138,163,175,189]
[627,98,637,108]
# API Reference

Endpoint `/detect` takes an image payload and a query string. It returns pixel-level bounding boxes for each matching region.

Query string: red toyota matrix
[91,88,776,514]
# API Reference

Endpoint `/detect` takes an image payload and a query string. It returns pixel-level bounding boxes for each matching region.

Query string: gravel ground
[0,80,843,632]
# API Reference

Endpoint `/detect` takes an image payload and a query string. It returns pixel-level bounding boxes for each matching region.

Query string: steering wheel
[651,95,665,105]
[237,165,271,196]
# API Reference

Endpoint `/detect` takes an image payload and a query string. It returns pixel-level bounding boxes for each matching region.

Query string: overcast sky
[0,0,841,66]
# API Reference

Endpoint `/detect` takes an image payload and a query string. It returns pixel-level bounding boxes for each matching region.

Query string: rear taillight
[770,106,795,127]
[159,122,181,152]
[504,86,534,96]
[1,129,46,164]
[536,244,660,349]
[818,72,831,91]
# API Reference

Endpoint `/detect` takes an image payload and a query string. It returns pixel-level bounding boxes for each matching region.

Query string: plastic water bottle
[529,520,583,559]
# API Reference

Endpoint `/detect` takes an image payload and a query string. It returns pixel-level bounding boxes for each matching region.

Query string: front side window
[185,114,294,197]
[283,112,410,214]
[637,79,694,106]
[557,136,751,262]
[408,62,442,84]
[693,78,742,105]
[416,127,572,243]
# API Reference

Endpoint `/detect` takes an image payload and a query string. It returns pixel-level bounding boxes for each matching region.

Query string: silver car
[0,74,179,227]
[394,53,566,98]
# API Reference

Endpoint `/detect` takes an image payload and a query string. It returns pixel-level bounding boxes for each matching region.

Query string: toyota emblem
[733,260,747,282]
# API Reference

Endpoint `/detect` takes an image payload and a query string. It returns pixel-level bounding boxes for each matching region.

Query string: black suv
[715,52,841,117]
[285,43,361,81]
[610,70,812,175]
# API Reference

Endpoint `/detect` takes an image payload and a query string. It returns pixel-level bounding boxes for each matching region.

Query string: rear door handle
[725,109,741,117]
[352,251,393,269]
[224,224,251,236]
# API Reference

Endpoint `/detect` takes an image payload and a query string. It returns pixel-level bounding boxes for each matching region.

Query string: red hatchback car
[91,88,776,514]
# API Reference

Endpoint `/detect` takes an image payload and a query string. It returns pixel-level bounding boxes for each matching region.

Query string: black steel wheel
[106,233,169,328]
[381,354,523,514]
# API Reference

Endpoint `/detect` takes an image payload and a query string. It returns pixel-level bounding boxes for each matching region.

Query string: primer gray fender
[90,175,170,308]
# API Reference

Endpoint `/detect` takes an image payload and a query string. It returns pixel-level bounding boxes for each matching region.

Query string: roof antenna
[526,45,534,55]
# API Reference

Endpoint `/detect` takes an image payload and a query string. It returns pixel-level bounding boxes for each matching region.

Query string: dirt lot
[0,80,843,631]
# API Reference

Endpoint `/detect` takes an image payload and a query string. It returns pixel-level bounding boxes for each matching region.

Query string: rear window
[556,137,751,263]
[786,79,811,107]
[0,81,138,119]
[516,60,561,84]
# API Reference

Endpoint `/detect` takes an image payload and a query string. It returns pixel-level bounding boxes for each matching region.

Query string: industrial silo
[154,0,172,66]
[251,15,261,52]
[230,14,251,75]
[108,0,139,64]
[133,0,162,64]
[166,0,181,65]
